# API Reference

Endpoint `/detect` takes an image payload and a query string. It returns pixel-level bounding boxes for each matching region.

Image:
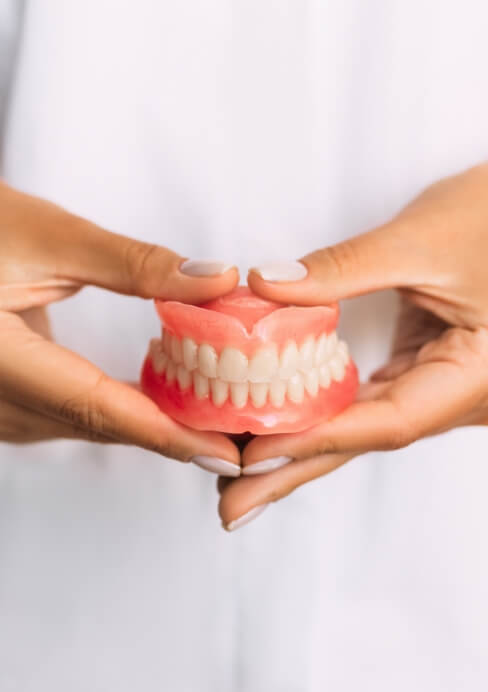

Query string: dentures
[141,287,358,434]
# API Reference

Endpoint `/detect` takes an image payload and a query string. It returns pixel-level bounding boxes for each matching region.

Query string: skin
[219,163,488,528]
[0,180,240,469]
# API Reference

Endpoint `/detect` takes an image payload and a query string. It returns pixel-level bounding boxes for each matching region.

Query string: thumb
[2,181,239,305]
[248,223,421,305]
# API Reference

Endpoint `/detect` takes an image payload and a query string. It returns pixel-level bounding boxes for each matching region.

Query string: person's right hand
[0,180,241,475]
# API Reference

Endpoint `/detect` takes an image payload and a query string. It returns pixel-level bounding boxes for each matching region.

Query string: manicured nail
[252,261,307,282]
[180,259,234,277]
[191,456,241,477]
[225,504,269,532]
[242,456,293,475]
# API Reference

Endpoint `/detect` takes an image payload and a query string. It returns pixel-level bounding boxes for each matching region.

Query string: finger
[247,221,428,305]
[242,329,488,467]
[0,311,240,469]
[219,452,354,530]
[2,182,239,305]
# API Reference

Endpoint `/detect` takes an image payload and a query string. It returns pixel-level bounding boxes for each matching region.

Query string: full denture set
[141,287,358,434]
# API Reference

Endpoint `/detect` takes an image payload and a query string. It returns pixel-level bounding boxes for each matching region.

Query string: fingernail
[180,259,234,277]
[242,455,293,475]
[191,456,241,477]
[251,261,307,282]
[224,504,269,532]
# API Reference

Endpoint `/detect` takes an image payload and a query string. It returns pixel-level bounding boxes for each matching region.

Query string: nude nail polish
[242,456,293,475]
[180,259,234,277]
[191,456,241,477]
[252,261,308,282]
[225,504,269,531]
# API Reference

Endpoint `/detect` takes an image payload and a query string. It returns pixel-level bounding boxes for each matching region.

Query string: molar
[182,337,198,371]
[325,331,338,359]
[249,346,279,383]
[337,340,349,364]
[198,343,218,378]
[329,355,345,382]
[218,347,248,383]
[314,333,328,366]
[165,360,177,384]
[162,330,172,355]
[318,363,331,388]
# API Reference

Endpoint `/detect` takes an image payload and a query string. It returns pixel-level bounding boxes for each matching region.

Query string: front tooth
[269,379,286,407]
[211,379,229,407]
[249,346,279,383]
[176,364,191,390]
[153,350,168,374]
[304,369,319,397]
[279,341,299,379]
[165,360,177,384]
[319,363,331,388]
[287,373,304,403]
[193,372,209,399]
[198,344,218,378]
[218,348,248,383]
[230,382,249,409]
[171,335,183,364]
[182,337,198,371]
[337,340,349,364]
[250,382,268,408]
[329,355,345,381]
[325,331,338,359]
[163,330,172,355]
[298,336,315,372]
[315,333,328,366]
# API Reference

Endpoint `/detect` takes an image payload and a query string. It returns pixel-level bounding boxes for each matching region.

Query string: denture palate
[149,330,351,409]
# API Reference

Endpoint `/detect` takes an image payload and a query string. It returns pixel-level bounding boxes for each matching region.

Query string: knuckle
[56,374,110,436]
[383,419,416,450]
[124,240,161,296]
[317,241,360,281]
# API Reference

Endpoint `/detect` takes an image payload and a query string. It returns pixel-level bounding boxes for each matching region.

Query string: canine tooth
[329,355,345,381]
[325,331,338,359]
[165,360,177,384]
[198,344,218,378]
[218,347,248,383]
[315,333,328,366]
[230,382,249,409]
[170,335,183,364]
[304,369,319,397]
[279,341,299,379]
[287,373,304,403]
[211,379,229,407]
[250,382,268,408]
[269,379,286,407]
[153,350,168,374]
[337,340,349,364]
[299,336,315,372]
[163,330,172,355]
[176,364,191,390]
[319,363,331,388]
[249,346,279,383]
[182,337,198,371]
[193,372,209,399]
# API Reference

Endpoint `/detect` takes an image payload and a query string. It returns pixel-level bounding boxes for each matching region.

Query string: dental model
[141,287,358,435]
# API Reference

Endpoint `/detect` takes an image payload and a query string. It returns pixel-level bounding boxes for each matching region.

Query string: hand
[219,162,488,528]
[0,180,240,473]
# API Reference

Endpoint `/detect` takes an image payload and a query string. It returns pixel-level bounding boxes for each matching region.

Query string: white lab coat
[1,2,488,690]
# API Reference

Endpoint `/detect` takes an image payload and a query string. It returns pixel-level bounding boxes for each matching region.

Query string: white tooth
[250,382,269,408]
[165,360,177,384]
[182,337,198,371]
[287,373,304,403]
[304,369,319,397]
[325,331,338,359]
[269,379,286,408]
[176,364,191,390]
[170,335,183,364]
[193,372,209,399]
[218,347,248,383]
[319,363,331,388]
[163,330,172,355]
[337,340,349,364]
[329,355,345,382]
[298,336,315,372]
[198,344,218,378]
[153,350,168,374]
[315,333,328,366]
[249,346,279,383]
[230,382,249,409]
[211,379,229,407]
[279,341,299,379]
